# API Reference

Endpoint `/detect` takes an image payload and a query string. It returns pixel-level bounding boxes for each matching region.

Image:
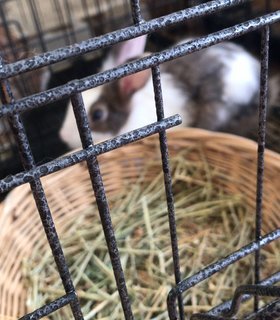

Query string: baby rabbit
[60,35,266,149]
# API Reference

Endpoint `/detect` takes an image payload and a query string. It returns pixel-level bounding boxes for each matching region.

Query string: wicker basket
[1,128,280,319]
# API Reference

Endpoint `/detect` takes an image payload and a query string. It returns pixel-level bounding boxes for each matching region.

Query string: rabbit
[59,35,278,150]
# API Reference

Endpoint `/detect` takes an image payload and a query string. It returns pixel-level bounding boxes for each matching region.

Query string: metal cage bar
[0,0,280,319]
[151,64,184,319]
[254,20,270,312]
[0,59,84,319]
[0,0,250,80]
[70,91,134,318]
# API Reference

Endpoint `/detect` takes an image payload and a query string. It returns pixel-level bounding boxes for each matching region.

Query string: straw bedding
[1,128,280,319]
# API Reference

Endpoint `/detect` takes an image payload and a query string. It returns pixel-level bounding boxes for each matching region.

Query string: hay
[22,149,280,319]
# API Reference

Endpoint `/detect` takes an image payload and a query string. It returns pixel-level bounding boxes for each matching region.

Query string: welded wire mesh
[0,0,280,319]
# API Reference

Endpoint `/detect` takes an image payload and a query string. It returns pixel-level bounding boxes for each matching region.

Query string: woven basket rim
[1,127,280,319]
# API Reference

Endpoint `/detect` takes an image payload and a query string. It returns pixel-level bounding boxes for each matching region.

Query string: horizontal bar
[0,10,279,119]
[192,284,280,320]
[0,114,181,194]
[224,285,280,318]
[18,291,77,320]
[191,315,223,320]
[0,0,249,79]
[167,228,280,320]
[208,271,280,316]
[244,299,280,319]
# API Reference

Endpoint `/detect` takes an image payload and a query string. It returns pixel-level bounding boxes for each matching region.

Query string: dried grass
[22,149,279,319]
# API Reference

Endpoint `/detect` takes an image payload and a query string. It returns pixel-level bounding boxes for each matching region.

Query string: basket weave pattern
[1,128,280,318]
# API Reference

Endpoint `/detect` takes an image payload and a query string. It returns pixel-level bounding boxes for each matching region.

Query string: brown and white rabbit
[60,35,277,149]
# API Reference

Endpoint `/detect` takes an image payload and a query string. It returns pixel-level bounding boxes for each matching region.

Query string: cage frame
[0,0,280,319]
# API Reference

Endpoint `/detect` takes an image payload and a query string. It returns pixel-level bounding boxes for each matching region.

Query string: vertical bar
[0,6,18,60]
[70,93,134,320]
[0,57,84,320]
[18,0,30,31]
[28,0,48,53]
[81,0,89,19]
[0,4,29,96]
[151,65,185,320]
[94,0,102,16]
[107,0,117,30]
[63,0,78,44]
[123,10,182,320]
[254,20,270,312]
[130,0,143,25]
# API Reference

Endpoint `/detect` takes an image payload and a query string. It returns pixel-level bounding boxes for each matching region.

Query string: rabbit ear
[118,68,151,98]
[113,35,148,66]
[101,35,147,72]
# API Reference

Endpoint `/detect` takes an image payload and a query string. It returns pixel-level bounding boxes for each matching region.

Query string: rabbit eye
[92,109,104,121]
[89,104,108,123]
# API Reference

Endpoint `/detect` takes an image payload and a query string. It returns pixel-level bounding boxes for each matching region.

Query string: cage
[0,0,280,185]
[0,0,280,319]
